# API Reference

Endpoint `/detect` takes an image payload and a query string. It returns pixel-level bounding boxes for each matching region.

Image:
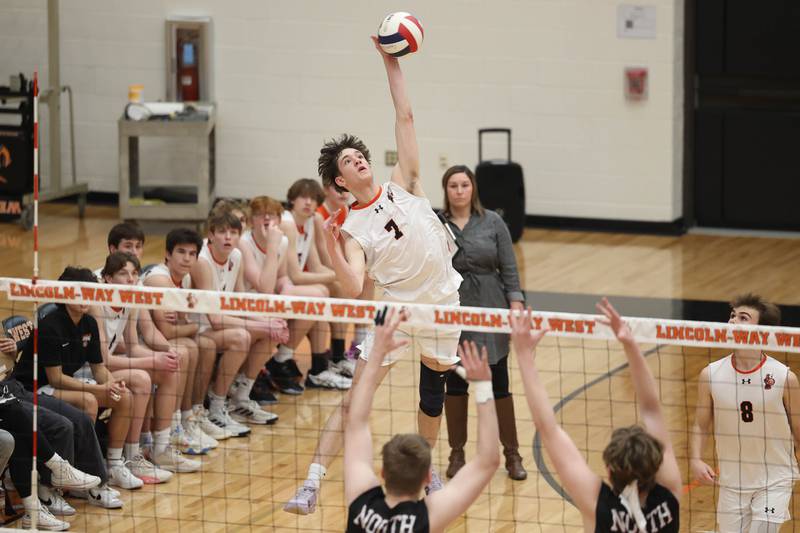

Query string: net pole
[30,71,40,529]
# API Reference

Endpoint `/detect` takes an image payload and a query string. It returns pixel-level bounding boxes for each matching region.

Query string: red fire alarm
[625,67,648,100]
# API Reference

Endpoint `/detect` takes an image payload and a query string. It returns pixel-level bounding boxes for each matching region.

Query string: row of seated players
[0,180,370,530]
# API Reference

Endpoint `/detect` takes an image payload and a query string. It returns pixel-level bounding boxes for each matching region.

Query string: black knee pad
[418,363,448,417]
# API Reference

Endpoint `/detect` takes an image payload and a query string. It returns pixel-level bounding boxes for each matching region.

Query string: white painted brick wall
[0,0,683,222]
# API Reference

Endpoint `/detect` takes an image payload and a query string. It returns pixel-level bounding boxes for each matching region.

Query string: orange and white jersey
[240,230,289,292]
[341,182,461,304]
[709,353,799,489]
[318,202,348,226]
[198,245,242,292]
[282,211,314,271]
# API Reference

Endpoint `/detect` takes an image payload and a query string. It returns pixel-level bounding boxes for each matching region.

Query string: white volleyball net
[1,277,799,531]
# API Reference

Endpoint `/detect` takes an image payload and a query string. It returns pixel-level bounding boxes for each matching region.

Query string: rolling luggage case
[475,128,525,242]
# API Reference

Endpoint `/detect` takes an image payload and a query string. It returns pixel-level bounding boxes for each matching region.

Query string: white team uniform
[282,211,314,271]
[709,354,799,530]
[141,263,192,290]
[192,246,242,328]
[342,182,462,366]
[198,246,242,292]
[240,230,289,293]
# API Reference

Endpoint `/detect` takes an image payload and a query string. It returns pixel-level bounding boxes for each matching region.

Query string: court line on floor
[531,345,662,505]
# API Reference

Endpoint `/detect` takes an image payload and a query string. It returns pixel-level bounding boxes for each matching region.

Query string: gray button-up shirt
[445,209,524,364]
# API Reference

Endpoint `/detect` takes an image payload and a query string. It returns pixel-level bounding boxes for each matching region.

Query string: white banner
[2,277,800,353]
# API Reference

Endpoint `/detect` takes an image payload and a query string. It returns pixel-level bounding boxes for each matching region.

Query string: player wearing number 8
[690,294,800,532]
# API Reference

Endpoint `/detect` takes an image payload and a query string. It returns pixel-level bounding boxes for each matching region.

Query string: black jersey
[346,485,429,533]
[594,483,679,533]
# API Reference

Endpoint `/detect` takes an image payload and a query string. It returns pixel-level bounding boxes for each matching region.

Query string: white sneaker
[229,399,278,425]
[108,462,144,490]
[22,499,70,530]
[283,481,318,515]
[306,369,352,390]
[125,454,173,484]
[172,423,209,455]
[38,485,75,516]
[152,445,201,473]
[197,408,235,440]
[208,406,251,437]
[88,484,123,509]
[185,415,219,450]
[49,460,101,490]
[425,468,444,495]
[330,358,356,378]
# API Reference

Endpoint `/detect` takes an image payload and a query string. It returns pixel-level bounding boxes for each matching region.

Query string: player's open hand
[509,307,548,361]
[371,306,409,363]
[370,35,394,61]
[457,341,491,382]
[322,214,341,249]
[596,298,634,345]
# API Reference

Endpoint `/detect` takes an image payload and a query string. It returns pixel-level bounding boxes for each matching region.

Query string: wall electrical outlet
[439,154,448,169]
[384,150,398,166]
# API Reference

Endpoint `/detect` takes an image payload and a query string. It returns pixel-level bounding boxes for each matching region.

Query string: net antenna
[29,70,40,530]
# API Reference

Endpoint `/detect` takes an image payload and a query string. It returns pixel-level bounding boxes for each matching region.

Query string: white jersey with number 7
[341,181,461,304]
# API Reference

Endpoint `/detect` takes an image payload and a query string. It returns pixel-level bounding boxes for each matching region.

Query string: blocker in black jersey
[595,483,678,533]
[347,485,429,533]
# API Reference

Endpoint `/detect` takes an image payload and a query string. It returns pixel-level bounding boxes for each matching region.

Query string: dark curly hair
[317,133,371,193]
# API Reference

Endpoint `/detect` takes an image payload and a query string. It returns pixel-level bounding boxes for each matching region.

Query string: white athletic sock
[153,428,170,457]
[208,390,226,416]
[233,374,255,402]
[274,345,294,363]
[192,404,205,416]
[22,494,38,512]
[107,448,124,467]
[44,452,68,471]
[354,325,367,345]
[171,410,181,431]
[181,409,194,424]
[140,431,153,448]
[306,463,327,490]
[123,442,139,461]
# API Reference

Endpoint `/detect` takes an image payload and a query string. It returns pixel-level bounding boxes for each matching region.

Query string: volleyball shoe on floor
[305,369,352,390]
[229,398,278,425]
[283,481,318,515]
[38,485,75,516]
[125,454,173,484]
[21,499,70,531]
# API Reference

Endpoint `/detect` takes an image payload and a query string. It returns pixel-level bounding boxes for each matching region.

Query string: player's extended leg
[305,321,352,391]
[229,321,279,425]
[171,337,217,456]
[283,357,392,515]
[269,282,331,395]
[201,328,252,437]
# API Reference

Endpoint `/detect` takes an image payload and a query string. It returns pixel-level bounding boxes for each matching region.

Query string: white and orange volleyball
[377,12,424,57]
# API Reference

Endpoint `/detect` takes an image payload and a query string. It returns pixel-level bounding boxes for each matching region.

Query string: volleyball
[377,12,424,57]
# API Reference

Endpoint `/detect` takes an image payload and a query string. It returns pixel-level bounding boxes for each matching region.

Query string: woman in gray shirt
[441,165,527,481]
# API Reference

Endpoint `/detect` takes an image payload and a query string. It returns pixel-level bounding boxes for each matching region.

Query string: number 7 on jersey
[384,219,404,240]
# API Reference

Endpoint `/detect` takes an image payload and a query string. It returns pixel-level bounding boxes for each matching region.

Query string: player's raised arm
[512,308,601,519]
[372,36,423,198]
[345,307,409,504]
[596,298,682,498]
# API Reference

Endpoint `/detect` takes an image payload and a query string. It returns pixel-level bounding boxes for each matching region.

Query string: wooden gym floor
[1,204,799,532]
